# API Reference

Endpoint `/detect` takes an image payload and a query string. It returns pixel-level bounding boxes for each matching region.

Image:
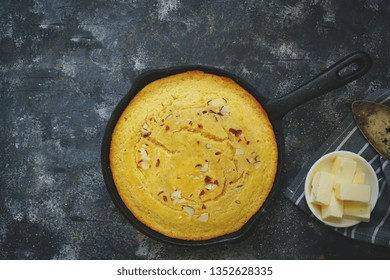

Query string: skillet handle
[266,51,372,120]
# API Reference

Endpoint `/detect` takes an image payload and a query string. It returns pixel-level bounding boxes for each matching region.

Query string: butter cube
[310,171,334,206]
[321,191,344,220]
[334,183,371,203]
[352,172,366,184]
[344,201,371,222]
[332,156,357,184]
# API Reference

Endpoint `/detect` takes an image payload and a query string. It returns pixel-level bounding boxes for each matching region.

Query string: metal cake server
[352,100,390,161]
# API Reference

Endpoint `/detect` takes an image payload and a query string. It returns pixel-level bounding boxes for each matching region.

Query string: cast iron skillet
[101,51,372,246]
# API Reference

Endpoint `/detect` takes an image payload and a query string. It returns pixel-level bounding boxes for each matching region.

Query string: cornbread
[110,71,278,240]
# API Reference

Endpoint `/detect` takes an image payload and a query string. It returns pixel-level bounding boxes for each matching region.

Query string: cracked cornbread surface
[110,71,278,240]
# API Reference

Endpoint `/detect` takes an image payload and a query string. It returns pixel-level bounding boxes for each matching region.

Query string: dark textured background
[1,0,389,259]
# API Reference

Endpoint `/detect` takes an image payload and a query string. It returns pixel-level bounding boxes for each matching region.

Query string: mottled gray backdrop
[1,0,389,259]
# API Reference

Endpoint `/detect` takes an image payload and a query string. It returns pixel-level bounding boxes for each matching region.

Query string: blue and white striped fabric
[284,89,390,247]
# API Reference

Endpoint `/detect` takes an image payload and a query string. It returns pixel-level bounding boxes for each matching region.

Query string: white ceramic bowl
[304,150,379,227]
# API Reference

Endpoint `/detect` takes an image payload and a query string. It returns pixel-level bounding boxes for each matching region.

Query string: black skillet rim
[100,65,284,246]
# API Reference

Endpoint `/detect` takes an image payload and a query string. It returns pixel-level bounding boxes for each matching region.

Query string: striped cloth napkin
[284,88,390,247]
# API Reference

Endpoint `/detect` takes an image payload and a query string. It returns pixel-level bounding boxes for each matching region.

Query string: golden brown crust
[110,71,278,240]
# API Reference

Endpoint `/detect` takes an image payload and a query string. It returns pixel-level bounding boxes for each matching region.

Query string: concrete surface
[1,0,389,259]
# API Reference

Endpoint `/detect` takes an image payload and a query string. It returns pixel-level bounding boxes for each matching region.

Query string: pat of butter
[321,191,343,220]
[334,183,371,203]
[332,156,357,184]
[344,201,371,222]
[311,171,334,206]
[352,172,366,184]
